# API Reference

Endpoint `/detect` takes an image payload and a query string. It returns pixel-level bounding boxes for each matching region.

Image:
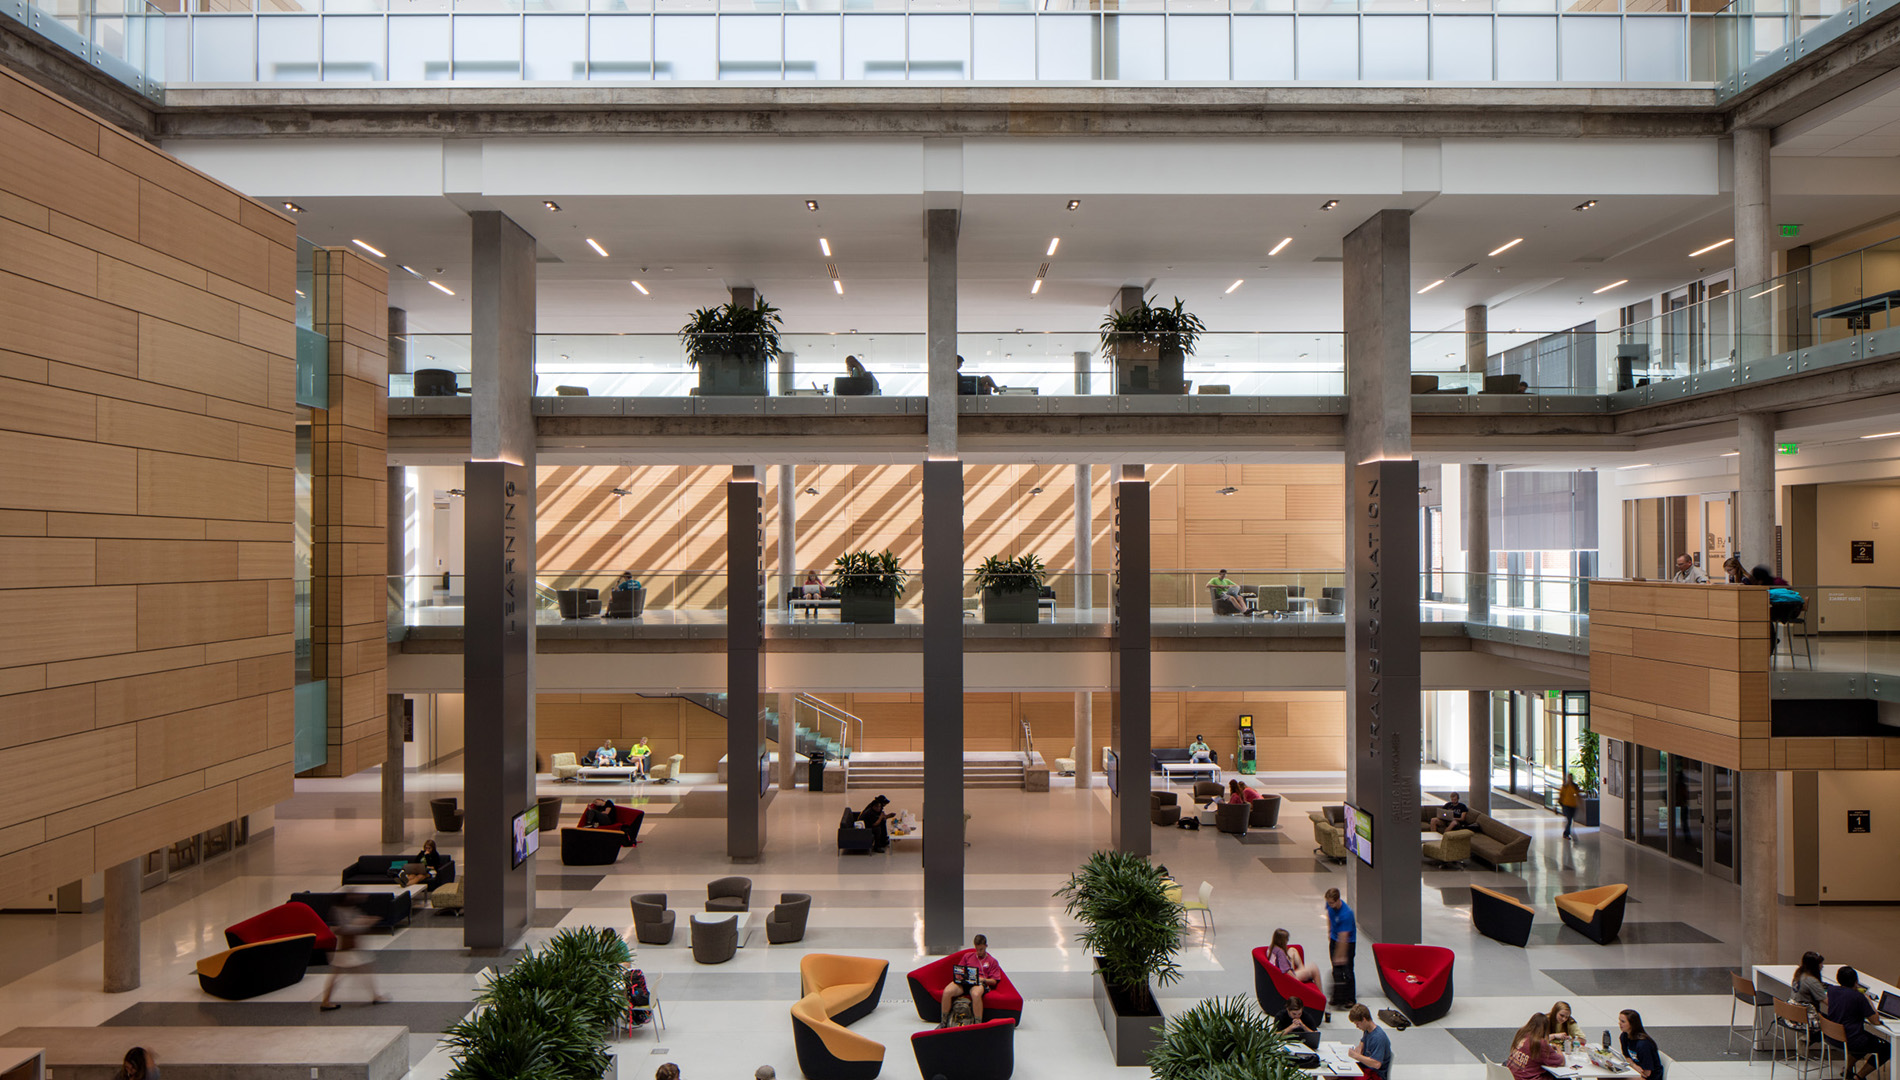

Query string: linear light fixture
[630,280,649,295]
[1860,431,1900,440]
[398,264,423,278]
[1488,238,1524,257]
[1270,237,1292,256]
[819,238,832,257]
[1748,283,1783,300]
[1418,279,1445,294]
[1593,279,1629,294]
[1046,237,1060,257]
[1690,238,1734,257]
[1575,199,1598,211]
[806,200,820,211]
[1615,462,1652,470]
[351,239,386,258]
[428,280,455,296]
[585,238,609,257]
[1721,451,1740,457]
[1225,279,1244,294]
[833,280,843,295]
[1031,279,1043,295]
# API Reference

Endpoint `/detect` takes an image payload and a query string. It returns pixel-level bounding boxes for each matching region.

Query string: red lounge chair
[907,951,1024,1025]
[1372,942,1455,1025]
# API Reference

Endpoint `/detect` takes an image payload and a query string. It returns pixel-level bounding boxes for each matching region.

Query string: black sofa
[1151,748,1194,772]
[289,889,414,929]
[340,854,455,892]
[838,806,876,853]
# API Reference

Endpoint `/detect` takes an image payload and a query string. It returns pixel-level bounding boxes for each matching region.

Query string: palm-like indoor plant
[1149,996,1310,1080]
[1099,295,1205,395]
[828,549,909,624]
[1056,850,1185,1065]
[1573,727,1601,827]
[442,926,631,1080]
[679,295,783,396]
[972,553,1049,624]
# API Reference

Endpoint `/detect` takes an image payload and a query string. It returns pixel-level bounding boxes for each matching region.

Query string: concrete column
[1111,465,1152,856]
[1463,305,1487,373]
[1343,209,1421,944]
[388,307,407,377]
[1736,412,1776,577]
[922,459,965,952]
[1073,350,1091,396]
[779,692,797,792]
[1114,285,1144,314]
[778,465,796,611]
[1734,128,1773,291]
[1467,693,1491,816]
[465,210,537,951]
[926,210,959,460]
[1074,462,1093,788]
[1740,770,1780,968]
[1465,457,1493,816]
[102,856,140,992]
[728,466,767,860]
[384,463,406,846]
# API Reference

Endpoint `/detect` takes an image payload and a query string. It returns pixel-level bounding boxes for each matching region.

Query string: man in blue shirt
[1325,887,1357,1006]
[1825,967,1892,1080]
[1347,1003,1391,1080]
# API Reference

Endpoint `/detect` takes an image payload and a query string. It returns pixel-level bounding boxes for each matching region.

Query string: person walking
[1558,773,1581,840]
[1325,887,1357,1006]
[318,894,384,1010]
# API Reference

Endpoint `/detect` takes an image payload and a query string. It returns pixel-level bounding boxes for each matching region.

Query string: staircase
[845,755,1025,790]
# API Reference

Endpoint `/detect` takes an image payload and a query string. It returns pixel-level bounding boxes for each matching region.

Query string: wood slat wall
[307,248,389,777]
[0,66,299,904]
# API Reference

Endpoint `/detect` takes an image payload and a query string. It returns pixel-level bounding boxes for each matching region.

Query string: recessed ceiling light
[1488,238,1524,257]
[1575,200,1598,211]
[833,279,843,294]
[1689,238,1734,257]
[428,280,455,296]
[351,239,386,258]
[1320,200,1339,211]
[585,238,609,257]
[1066,199,1081,211]
[1269,237,1292,256]
[1030,279,1043,295]
[282,201,305,214]
[1225,279,1244,294]
[1046,237,1060,257]
[806,200,819,211]
[630,280,649,295]
[1418,279,1445,294]
[1593,279,1629,294]
[544,200,561,212]
[1615,462,1652,470]
[1860,431,1900,440]
[819,238,832,257]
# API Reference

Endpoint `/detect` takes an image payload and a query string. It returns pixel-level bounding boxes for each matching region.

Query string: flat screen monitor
[1344,802,1374,867]
[1879,991,1900,1019]
[1104,748,1120,795]
[511,805,540,867]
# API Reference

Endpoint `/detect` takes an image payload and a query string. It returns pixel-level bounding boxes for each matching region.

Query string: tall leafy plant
[829,549,909,597]
[1149,996,1309,1080]
[1055,850,1184,1014]
[1573,728,1601,795]
[1099,295,1207,356]
[972,553,1049,593]
[442,927,631,1080]
[679,295,784,363]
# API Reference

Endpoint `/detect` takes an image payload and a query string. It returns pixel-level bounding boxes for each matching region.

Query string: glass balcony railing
[8,0,166,99]
[163,3,1717,87]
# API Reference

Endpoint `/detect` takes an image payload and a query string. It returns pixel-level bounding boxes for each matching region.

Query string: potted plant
[829,549,908,624]
[1099,295,1205,395]
[1573,728,1601,828]
[679,295,783,396]
[1055,850,1184,1065]
[1149,996,1308,1080]
[442,926,630,1080]
[972,553,1049,624]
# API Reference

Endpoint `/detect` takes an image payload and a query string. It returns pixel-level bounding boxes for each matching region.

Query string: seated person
[937,933,1003,1026]
[1188,735,1215,765]
[612,571,640,593]
[580,798,618,829]
[1721,555,1748,584]
[799,571,825,599]
[591,740,618,767]
[1671,555,1707,584]
[1267,927,1320,983]
[400,838,444,886]
[1348,1004,1392,1080]
[956,355,998,395]
[1226,779,1260,804]
[1207,570,1247,615]
[842,355,880,394]
[1825,968,1891,1080]
[1430,793,1474,834]
[1619,1010,1665,1080]
[1157,865,1183,905]
[860,795,895,852]
[1280,996,1321,1049]
[1507,1014,1563,1080]
[630,739,653,778]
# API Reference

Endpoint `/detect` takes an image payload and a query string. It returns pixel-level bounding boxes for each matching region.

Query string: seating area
[340,853,456,891]
[907,952,1025,1024]
[1556,884,1630,944]
[1371,942,1456,1025]
[767,892,812,943]
[1421,827,1473,867]
[911,1018,1017,1080]
[691,912,739,963]
[632,893,677,944]
[1470,885,1536,947]
[793,954,890,1080]
[1252,946,1326,1028]
[195,933,316,1000]
[289,888,415,929]
[559,804,644,865]
[1418,805,1531,867]
[223,901,338,962]
[706,875,752,911]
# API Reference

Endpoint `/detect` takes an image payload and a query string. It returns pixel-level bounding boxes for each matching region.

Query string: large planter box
[1580,797,1601,828]
[981,586,1040,624]
[695,352,767,396]
[1113,344,1186,395]
[1092,962,1164,1067]
[840,587,897,624]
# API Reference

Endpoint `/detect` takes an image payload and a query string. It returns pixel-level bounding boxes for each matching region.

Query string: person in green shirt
[631,739,653,778]
[1188,735,1214,764]
[1207,570,1246,615]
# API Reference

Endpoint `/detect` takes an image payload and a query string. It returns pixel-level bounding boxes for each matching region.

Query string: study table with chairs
[1749,964,1900,1075]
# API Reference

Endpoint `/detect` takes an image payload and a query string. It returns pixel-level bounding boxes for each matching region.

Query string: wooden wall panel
[0,65,298,906]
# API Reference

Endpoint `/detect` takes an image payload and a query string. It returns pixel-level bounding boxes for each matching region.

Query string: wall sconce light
[610,487,632,497]
[1217,486,1237,495]
[804,487,819,495]
[1029,487,1043,495]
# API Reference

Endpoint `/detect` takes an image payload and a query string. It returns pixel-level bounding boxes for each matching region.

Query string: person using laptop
[1188,735,1215,765]
[1430,793,1474,834]
[937,933,1003,1026]
[1825,967,1892,1080]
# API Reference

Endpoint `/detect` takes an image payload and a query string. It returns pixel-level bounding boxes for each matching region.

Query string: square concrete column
[1343,210,1421,944]
[926,210,959,460]
[1735,410,1778,970]
[464,210,537,951]
[1734,128,1772,291]
[103,856,140,992]
[922,458,965,952]
[385,463,406,846]
[1074,463,1093,788]
[1463,463,1492,815]
[728,466,768,861]
[1111,465,1151,856]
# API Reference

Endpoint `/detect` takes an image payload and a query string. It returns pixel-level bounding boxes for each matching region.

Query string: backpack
[624,968,651,1027]
[946,994,978,1027]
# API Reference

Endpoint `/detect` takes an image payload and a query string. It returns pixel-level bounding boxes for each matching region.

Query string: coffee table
[691,911,752,948]
[576,766,645,783]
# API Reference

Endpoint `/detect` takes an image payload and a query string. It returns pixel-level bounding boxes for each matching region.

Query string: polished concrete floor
[2,761,1897,1080]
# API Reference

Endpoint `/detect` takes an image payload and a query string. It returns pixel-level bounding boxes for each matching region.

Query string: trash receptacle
[807,749,827,792]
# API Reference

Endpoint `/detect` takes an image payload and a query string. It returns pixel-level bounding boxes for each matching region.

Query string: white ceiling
[1774,66,1900,158]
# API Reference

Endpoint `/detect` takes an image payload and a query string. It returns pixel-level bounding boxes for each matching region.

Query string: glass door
[1709,765,1736,880]
[1636,746,1668,854]
[1670,754,1705,866]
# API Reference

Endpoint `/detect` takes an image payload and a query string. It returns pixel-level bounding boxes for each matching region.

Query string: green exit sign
[1778,442,1799,455]
[1780,224,1802,237]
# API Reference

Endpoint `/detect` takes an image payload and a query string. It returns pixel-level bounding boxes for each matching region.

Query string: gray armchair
[706,876,752,913]
[430,797,463,833]
[1248,793,1282,829]
[1150,790,1181,827]
[630,893,675,945]
[1215,801,1251,835]
[766,892,811,944]
[1192,780,1224,801]
[690,913,739,964]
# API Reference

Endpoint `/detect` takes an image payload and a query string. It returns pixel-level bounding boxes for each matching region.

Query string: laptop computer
[1878,990,1900,1019]
[952,964,980,984]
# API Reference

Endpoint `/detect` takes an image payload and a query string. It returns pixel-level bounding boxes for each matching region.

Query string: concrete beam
[1612,357,1900,435]
[0,20,155,139]
[1728,4,1900,130]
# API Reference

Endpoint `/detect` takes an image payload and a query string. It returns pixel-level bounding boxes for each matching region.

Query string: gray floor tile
[1235,832,1296,846]
[1541,966,1741,996]
[103,1000,476,1035]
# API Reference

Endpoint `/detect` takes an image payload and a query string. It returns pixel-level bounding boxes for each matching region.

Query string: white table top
[1548,1049,1640,1079]
[1302,1041,1361,1078]
[692,911,750,929]
[1755,965,1899,1046]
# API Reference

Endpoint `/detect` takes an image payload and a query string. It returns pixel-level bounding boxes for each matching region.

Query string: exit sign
[1780,224,1802,238]
[1777,443,1799,455]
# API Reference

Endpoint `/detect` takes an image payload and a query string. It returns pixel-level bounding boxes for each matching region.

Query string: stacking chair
[1769,999,1819,1080]
[1729,972,1775,1062]
[1182,881,1214,936]
[1816,1016,1848,1080]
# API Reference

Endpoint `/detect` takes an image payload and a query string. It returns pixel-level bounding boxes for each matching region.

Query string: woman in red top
[1226,780,1261,804]
[1505,1013,1564,1080]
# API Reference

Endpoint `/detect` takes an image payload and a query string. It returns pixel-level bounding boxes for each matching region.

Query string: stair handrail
[1019,714,1035,767]
[793,693,864,759]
